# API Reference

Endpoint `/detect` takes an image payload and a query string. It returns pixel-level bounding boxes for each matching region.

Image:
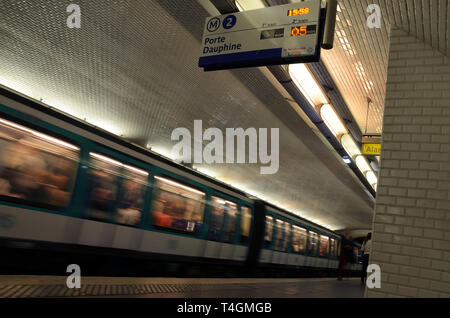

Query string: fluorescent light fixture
[123,164,149,176]
[90,152,148,176]
[32,132,80,151]
[343,156,351,164]
[340,134,361,158]
[0,118,80,151]
[90,152,123,167]
[213,197,227,205]
[366,171,378,186]
[155,176,205,195]
[235,0,266,11]
[320,104,348,137]
[213,196,237,206]
[235,0,244,11]
[0,118,33,134]
[289,64,329,108]
[355,155,372,174]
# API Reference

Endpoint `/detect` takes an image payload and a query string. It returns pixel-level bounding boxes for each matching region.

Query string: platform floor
[0,276,365,298]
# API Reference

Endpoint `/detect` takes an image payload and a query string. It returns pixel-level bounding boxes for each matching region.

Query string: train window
[330,238,337,258]
[206,196,238,242]
[264,216,273,248]
[319,235,330,257]
[274,220,286,251]
[87,153,120,221]
[116,163,148,225]
[0,117,79,208]
[152,176,205,233]
[87,153,148,226]
[240,206,252,243]
[282,222,291,251]
[308,231,319,256]
[220,197,237,243]
[292,225,307,254]
[207,196,224,241]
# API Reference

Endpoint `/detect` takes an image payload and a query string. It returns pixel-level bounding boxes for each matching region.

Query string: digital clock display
[288,8,310,16]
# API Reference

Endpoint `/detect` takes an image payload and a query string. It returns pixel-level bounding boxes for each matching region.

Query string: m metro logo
[207,17,220,32]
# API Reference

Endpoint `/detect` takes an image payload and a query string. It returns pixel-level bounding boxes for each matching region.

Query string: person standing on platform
[337,228,353,280]
[360,232,372,284]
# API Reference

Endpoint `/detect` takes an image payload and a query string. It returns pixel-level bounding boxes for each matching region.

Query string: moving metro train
[0,88,362,277]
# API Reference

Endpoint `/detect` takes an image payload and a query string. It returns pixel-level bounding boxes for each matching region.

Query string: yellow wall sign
[362,143,381,155]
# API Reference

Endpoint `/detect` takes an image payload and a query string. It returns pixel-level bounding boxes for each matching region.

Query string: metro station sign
[362,143,381,156]
[198,0,324,71]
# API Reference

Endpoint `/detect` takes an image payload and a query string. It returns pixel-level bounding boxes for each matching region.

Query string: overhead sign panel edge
[199,0,323,71]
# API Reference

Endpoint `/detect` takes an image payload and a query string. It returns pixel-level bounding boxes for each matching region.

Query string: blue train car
[0,87,362,277]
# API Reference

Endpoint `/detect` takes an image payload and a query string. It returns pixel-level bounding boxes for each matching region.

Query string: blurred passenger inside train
[88,169,118,221]
[45,157,73,206]
[264,216,273,248]
[274,220,283,250]
[0,121,78,208]
[240,207,251,243]
[223,204,237,243]
[116,179,145,225]
[282,221,290,251]
[337,228,354,280]
[0,139,47,201]
[360,232,372,284]
[207,199,225,241]
[152,177,205,233]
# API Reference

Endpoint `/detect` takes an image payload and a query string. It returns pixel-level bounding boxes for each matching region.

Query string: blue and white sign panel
[199,0,322,71]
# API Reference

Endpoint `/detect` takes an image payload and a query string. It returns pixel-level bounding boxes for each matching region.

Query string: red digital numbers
[291,25,307,37]
[288,8,310,16]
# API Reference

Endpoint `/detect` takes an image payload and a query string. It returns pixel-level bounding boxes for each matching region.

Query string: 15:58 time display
[287,8,310,16]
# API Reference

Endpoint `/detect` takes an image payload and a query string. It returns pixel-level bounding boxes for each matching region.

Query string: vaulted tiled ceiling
[378,0,450,56]
[270,0,450,136]
[320,0,388,136]
[328,0,450,135]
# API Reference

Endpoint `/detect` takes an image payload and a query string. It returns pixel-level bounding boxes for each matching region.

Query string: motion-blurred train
[0,88,362,277]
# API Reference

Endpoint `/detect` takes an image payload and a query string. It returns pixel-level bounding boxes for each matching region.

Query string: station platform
[0,276,365,298]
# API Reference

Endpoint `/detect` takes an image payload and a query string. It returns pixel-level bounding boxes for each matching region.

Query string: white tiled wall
[367,27,450,298]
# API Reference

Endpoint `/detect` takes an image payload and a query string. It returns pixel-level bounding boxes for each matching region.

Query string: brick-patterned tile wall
[367,27,450,298]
